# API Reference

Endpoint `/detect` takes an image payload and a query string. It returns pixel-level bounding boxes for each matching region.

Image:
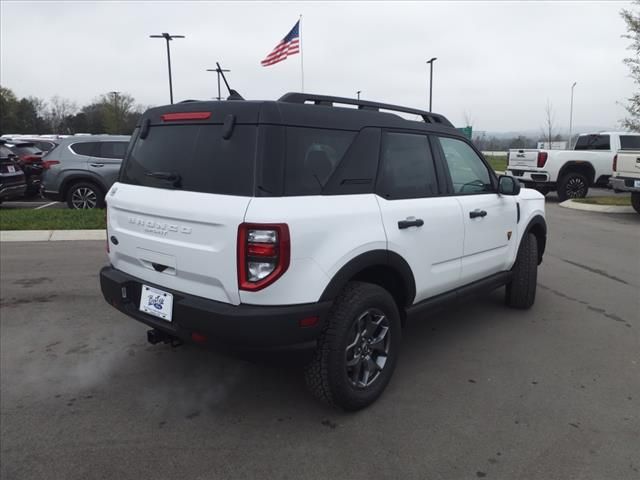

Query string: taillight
[613,154,618,172]
[537,151,548,168]
[237,223,290,291]
[42,160,60,169]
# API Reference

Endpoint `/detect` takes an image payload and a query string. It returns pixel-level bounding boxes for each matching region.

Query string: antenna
[216,62,244,100]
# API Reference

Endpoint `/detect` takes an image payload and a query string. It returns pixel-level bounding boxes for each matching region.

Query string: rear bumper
[609,176,640,193]
[0,182,26,200]
[506,169,552,185]
[99,266,332,348]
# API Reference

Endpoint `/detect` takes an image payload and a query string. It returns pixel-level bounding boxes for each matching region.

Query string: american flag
[261,20,300,67]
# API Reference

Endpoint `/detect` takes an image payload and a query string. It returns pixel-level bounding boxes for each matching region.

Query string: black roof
[140,92,461,136]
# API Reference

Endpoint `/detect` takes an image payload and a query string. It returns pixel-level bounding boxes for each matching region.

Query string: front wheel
[66,182,104,209]
[304,282,401,411]
[631,192,640,214]
[505,233,538,309]
[558,172,589,201]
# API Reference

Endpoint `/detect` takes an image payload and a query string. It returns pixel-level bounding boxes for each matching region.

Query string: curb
[558,199,636,214]
[0,229,106,242]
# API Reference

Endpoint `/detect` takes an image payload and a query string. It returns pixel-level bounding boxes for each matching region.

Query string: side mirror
[498,175,521,196]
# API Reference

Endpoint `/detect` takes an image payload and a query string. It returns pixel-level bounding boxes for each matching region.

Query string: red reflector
[247,243,277,257]
[191,332,207,343]
[161,112,211,122]
[299,316,319,328]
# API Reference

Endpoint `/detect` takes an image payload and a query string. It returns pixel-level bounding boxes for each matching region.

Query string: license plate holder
[139,285,173,322]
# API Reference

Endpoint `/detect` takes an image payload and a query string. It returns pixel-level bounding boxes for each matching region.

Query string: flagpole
[299,14,304,92]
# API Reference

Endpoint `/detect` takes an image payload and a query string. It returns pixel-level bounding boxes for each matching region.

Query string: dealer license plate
[139,285,173,322]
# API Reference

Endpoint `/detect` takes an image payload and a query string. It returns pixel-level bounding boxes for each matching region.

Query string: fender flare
[522,214,547,263]
[319,250,416,306]
[60,172,108,199]
[558,161,596,185]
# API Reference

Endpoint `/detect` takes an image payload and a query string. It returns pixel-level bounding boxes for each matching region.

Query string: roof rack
[278,92,453,127]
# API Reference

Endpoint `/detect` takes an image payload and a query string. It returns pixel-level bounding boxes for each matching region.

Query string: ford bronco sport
[100,93,547,410]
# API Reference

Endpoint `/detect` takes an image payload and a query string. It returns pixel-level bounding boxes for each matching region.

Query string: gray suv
[41,135,130,209]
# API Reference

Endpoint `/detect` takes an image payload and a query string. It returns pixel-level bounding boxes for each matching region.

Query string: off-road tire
[304,282,401,411]
[557,172,589,201]
[505,233,538,309]
[631,192,640,214]
[66,181,104,209]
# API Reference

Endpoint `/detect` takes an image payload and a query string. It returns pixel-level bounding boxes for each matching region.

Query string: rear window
[619,135,640,150]
[574,135,610,151]
[0,145,14,157]
[12,145,41,155]
[120,124,256,196]
[284,127,356,195]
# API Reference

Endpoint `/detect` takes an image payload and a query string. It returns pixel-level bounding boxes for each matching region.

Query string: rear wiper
[145,171,182,187]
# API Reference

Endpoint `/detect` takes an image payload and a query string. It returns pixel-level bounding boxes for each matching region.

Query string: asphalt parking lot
[1,200,638,480]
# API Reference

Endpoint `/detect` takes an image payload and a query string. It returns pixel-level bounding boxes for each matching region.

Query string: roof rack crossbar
[278,92,453,127]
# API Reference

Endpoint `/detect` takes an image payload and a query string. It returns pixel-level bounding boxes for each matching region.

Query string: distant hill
[477,126,619,139]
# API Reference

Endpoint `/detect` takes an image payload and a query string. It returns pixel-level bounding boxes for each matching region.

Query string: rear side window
[97,141,128,159]
[377,132,438,199]
[70,142,97,156]
[284,127,356,195]
[574,135,610,150]
[120,124,256,196]
[619,135,640,150]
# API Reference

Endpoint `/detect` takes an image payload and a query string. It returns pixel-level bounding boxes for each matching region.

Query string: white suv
[100,93,547,410]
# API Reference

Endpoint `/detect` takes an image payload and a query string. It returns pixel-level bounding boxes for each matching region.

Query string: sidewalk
[0,230,106,242]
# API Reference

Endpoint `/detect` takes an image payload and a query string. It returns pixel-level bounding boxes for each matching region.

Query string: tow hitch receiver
[147,329,183,347]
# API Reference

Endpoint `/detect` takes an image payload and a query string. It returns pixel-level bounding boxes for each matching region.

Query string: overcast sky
[0,1,634,132]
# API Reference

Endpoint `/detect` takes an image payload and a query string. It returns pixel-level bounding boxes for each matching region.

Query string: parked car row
[0,134,130,208]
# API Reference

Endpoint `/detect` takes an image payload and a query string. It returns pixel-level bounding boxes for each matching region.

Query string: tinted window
[98,141,128,159]
[619,135,640,150]
[120,124,256,196]
[284,127,355,195]
[35,141,56,152]
[438,137,493,194]
[574,135,611,150]
[12,145,41,155]
[0,145,14,157]
[70,142,97,156]
[377,132,438,199]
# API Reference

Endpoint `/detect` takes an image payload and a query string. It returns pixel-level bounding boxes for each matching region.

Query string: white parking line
[34,202,59,210]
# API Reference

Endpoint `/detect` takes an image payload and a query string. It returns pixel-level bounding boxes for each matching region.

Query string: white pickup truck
[506,132,640,201]
[610,150,640,214]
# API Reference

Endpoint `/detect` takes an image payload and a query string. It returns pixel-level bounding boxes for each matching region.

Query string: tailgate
[508,149,540,168]
[107,183,250,305]
[617,152,640,174]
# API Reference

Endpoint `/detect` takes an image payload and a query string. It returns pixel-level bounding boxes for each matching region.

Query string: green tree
[621,1,640,131]
[0,86,19,134]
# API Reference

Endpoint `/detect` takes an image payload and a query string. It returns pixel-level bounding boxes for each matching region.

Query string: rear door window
[377,132,439,199]
[97,141,128,159]
[70,142,98,156]
[284,127,356,195]
[619,135,640,150]
[574,135,611,150]
[120,124,257,196]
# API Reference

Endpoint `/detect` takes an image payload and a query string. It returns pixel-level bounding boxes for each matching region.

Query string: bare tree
[47,96,77,133]
[621,1,640,131]
[541,100,557,147]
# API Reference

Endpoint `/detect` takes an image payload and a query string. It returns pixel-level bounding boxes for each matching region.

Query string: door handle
[469,209,487,219]
[398,218,424,229]
[89,163,105,168]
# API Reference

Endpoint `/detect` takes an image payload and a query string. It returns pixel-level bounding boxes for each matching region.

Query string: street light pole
[426,57,437,112]
[357,90,361,100]
[206,65,230,101]
[109,91,120,133]
[568,81,577,149]
[150,32,185,104]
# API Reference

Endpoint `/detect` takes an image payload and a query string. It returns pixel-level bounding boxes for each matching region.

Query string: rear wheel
[66,182,104,209]
[558,172,589,201]
[632,192,640,214]
[505,233,538,309]
[304,282,401,411]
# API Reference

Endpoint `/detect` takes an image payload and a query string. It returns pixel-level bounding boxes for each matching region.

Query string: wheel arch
[319,250,417,312]
[60,173,108,200]
[522,214,547,264]
[558,161,596,185]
